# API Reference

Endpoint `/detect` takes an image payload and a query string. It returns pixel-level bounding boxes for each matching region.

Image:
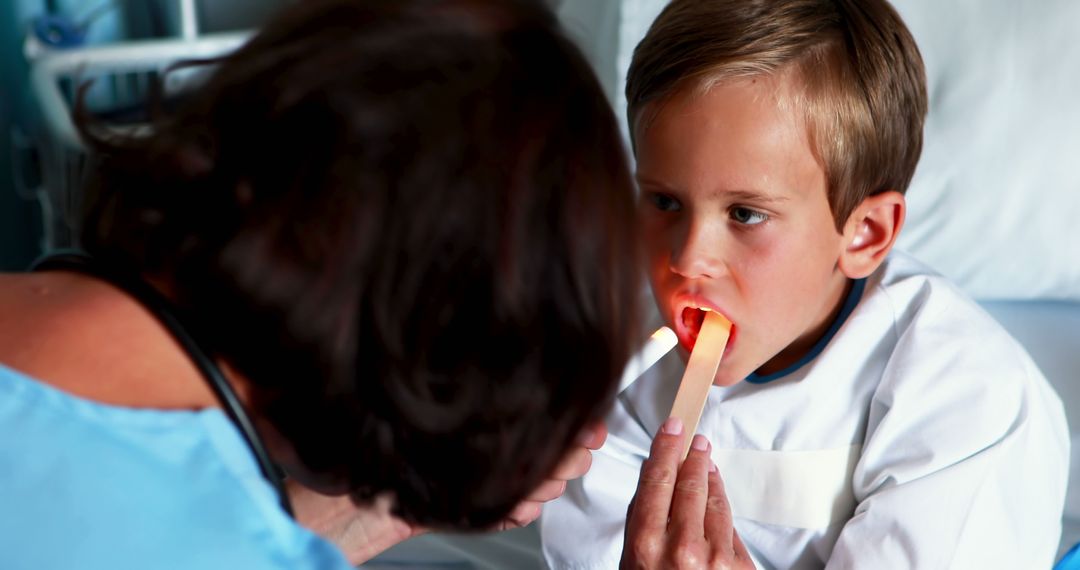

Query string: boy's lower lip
[677,330,735,356]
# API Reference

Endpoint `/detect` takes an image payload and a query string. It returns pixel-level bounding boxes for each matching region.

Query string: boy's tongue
[681,306,708,345]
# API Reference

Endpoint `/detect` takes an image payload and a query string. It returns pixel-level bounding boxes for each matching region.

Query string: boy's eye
[730,206,768,225]
[646,192,682,212]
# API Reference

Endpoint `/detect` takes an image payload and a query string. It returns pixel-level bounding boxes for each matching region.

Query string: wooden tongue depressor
[668,310,732,460]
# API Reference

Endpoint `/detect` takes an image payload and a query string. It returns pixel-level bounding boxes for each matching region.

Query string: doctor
[0,0,660,567]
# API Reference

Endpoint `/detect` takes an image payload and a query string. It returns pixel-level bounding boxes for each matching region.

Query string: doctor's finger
[550,445,593,480]
[579,421,608,450]
[628,417,686,534]
[669,435,712,538]
[493,500,542,530]
[703,467,740,558]
[526,477,568,502]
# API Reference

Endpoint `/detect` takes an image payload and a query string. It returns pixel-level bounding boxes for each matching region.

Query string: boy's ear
[838,191,906,279]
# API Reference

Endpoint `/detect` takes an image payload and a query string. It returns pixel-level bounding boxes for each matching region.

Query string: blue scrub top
[0,363,353,569]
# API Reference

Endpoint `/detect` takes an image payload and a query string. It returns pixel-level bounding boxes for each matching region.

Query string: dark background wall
[0,2,43,270]
[0,0,284,270]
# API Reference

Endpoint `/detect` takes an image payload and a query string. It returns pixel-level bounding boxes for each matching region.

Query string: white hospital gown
[541,252,1069,569]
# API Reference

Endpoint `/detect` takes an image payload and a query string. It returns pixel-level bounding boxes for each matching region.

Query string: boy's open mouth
[676,305,736,354]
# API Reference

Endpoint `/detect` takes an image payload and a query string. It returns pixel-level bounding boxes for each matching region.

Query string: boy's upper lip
[672,291,730,322]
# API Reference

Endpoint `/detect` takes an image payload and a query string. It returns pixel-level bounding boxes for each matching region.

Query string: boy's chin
[715,351,778,386]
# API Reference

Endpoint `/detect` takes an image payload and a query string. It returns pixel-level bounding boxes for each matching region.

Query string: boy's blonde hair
[627,0,927,230]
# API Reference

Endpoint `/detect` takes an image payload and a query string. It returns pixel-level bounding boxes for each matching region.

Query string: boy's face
[635,75,852,386]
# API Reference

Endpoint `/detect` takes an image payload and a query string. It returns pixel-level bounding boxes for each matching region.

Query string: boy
[541,0,1069,567]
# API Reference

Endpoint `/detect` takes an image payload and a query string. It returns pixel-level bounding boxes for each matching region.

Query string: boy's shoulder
[858,250,1048,398]
[818,249,1052,409]
[866,250,1006,340]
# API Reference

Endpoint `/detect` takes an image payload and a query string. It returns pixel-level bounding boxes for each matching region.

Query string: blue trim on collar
[743,277,867,385]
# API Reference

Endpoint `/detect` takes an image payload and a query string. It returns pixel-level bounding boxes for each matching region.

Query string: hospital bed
[20,0,1079,567]
[17,0,253,249]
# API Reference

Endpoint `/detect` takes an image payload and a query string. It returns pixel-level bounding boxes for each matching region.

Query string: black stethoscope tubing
[31,251,294,517]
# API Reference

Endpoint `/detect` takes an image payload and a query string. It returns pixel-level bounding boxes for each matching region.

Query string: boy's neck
[753,276,857,378]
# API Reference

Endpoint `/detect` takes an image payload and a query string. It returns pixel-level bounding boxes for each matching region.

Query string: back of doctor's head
[76,0,639,529]
[627,0,927,231]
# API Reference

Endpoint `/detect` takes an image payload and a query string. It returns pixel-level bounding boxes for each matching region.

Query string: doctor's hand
[290,480,424,566]
[492,421,608,530]
[620,418,754,570]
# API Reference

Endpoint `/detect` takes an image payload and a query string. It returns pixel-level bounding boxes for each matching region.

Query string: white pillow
[892,0,1080,301]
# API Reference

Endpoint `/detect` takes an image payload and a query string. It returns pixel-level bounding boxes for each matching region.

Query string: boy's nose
[669,219,725,279]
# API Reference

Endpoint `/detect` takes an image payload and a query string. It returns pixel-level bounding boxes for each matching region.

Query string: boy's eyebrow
[635,176,791,204]
[718,189,791,204]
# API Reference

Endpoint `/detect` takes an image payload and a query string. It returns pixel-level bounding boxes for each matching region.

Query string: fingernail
[577,429,595,446]
[710,461,719,473]
[691,434,708,451]
[661,416,683,435]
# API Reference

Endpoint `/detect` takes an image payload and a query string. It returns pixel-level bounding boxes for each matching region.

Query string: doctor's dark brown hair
[76,0,640,529]
[626,0,927,231]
